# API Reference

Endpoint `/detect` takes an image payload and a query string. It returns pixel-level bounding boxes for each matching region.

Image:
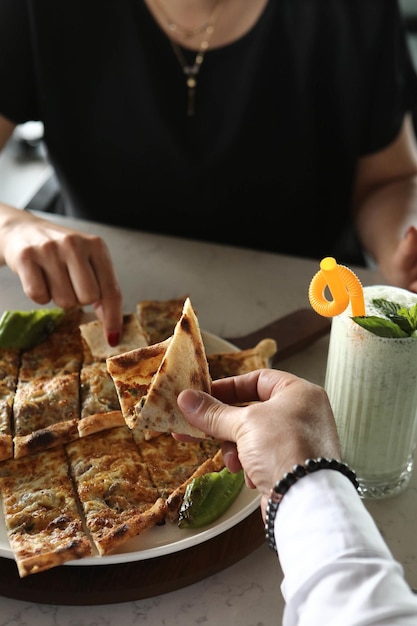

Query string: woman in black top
[0,0,416,343]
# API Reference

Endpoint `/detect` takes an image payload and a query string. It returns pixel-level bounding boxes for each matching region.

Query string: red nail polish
[107,332,119,347]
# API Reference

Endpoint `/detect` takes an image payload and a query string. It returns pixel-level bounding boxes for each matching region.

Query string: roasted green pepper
[0,308,64,349]
[178,467,245,529]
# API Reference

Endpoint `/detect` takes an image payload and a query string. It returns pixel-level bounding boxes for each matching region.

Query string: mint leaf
[371,298,401,317]
[386,313,414,335]
[351,316,409,338]
[351,298,417,338]
[398,303,417,330]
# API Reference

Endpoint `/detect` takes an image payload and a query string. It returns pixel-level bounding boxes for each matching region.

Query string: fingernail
[179,389,202,412]
[107,332,120,347]
[222,448,234,467]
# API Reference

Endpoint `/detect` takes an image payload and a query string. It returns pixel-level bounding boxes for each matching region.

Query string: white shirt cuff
[274,470,417,625]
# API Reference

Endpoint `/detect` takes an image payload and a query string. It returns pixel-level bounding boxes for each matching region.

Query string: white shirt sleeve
[274,470,417,626]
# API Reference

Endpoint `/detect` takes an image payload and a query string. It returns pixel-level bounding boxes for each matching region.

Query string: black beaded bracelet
[265,457,359,553]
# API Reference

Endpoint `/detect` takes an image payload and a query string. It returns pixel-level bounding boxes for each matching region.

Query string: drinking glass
[324,285,417,499]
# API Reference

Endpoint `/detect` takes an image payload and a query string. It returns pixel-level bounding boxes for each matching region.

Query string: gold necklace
[156,1,225,117]
[153,0,221,41]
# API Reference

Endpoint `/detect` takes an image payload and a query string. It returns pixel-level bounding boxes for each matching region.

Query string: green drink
[325,285,417,499]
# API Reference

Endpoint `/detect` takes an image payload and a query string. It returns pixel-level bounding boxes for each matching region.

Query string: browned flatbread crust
[14,418,80,459]
[0,348,20,461]
[13,372,80,458]
[106,338,171,425]
[133,298,212,437]
[77,312,150,438]
[207,338,277,379]
[77,410,125,438]
[66,426,167,556]
[138,433,222,500]
[165,448,225,522]
[17,307,83,379]
[80,361,121,417]
[0,446,93,577]
[0,437,12,464]
[77,360,124,437]
[80,313,148,362]
[137,295,187,344]
[13,308,83,458]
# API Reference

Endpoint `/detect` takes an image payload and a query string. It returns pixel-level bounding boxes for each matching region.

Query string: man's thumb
[177,388,232,441]
[178,388,206,414]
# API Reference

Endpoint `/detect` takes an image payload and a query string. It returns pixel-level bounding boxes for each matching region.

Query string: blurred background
[0,0,416,215]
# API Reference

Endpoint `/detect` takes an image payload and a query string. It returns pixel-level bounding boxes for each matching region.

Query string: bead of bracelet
[265,457,359,553]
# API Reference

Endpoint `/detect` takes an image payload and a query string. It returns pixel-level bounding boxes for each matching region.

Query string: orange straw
[308,257,365,317]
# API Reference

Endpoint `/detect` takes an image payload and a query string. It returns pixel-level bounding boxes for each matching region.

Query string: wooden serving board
[225,308,330,364]
[0,509,264,605]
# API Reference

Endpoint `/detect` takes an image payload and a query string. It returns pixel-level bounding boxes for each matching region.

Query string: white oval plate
[0,330,261,565]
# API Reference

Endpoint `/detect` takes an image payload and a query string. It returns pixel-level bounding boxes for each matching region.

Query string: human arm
[0,113,14,147]
[178,368,341,505]
[0,115,123,344]
[277,470,417,626]
[177,369,417,626]
[354,113,417,291]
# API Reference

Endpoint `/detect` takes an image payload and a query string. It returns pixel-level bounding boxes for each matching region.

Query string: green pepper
[178,467,245,529]
[0,308,64,349]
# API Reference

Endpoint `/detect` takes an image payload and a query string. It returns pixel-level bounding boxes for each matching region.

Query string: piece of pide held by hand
[106,298,211,437]
[79,313,148,361]
[106,338,171,427]
[134,298,211,438]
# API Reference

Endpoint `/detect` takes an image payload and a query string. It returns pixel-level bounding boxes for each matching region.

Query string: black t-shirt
[0,0,417,263]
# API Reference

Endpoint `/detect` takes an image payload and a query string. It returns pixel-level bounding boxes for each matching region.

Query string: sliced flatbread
[77,360,125,438]
[133,297,211,437]
[66,426,166,556]
[130,431,223,522]
[13,373,81,458]
[137,433,222,500]
[137,295,187,345]
[108,298,211,438]
[207,338,277,380]
[0,446,93,576]
[79,313,148,362]
[165,447,225,522]
[13,308,84,458]
[77,313,148,437]
[0,348,20,461]
[106,338,171,425]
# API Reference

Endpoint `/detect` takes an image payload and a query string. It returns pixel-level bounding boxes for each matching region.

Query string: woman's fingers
[4,216,123,341]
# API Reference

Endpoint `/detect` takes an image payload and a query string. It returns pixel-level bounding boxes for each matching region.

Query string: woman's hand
[0,206,123,344]
[177,368,341,518]
[388,225,417,293]
[354,114,417,292]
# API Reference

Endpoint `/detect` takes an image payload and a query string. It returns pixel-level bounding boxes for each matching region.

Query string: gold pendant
[186,77,197,117]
